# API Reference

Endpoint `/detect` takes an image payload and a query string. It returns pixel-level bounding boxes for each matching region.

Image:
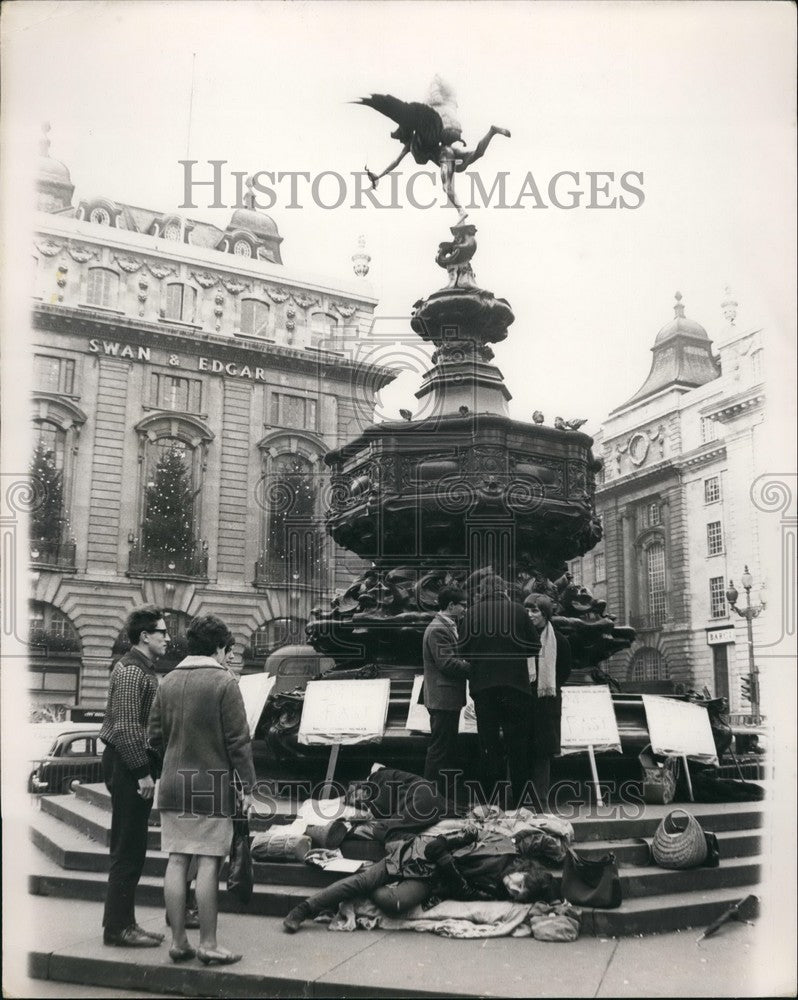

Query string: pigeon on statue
[554,416,566,430]
[399,409,413,422]
[564,418,588,431]
[532,410,545,424]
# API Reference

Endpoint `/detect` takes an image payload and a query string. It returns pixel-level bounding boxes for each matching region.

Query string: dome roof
[38,123,72,186]
[229,207,280,240]
[654,291,709,344]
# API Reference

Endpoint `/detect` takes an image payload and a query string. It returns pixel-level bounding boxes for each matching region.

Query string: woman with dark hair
[149,615,255,965]
[524,594,572,806]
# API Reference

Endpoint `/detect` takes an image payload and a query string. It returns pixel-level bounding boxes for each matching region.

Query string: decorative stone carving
[35,239,64,257]
[291,292,318,309]
[114,255,143,273]
[66,243,97,263]
[146,261,176,280]
[222,277,249,295]
[435,223,478,289]
[265,287,289,303]
[333,302,357,318]
[191,270,218,289]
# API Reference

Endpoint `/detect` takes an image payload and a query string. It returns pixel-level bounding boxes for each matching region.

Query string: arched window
[256,453,325,587]
[165,283,197,323]
[86,267,119,308]
[646,541,666,626]
[28,600,82,709]
[627,647,670,683]
[35,421,66,471]
[137,437,200,574]
[240,298,270,337]
[310,312,339,347]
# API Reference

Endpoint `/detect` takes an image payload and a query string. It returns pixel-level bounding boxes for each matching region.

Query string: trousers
[102,745,153,934]
[472,686,535,809]
[423,709,461,791]
[303,858,391,917]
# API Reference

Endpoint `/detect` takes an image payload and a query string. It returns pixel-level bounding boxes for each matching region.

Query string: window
[64,737,93,756]
[240,299,270,337]
[593,552,605,582]
[628,647,669,682]
[709,576,726,619]
[151,373,202,413]
[234,239,253,257]
[649,503,661,526]
[261,455,324,586]
[706,521,724,556]
[701,416,718,444]
[86,268,119,308]
[270,392,317,430]
[89,206,111,226]
[568,558,582,585]
[34,354,75,395]
[647,541,666,625]
[35,422,66,471]
[311,312,338,346]
[165,283,197,322]
[704,476,721,504]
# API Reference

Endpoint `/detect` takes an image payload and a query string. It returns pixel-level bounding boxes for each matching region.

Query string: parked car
[28,728,104,794]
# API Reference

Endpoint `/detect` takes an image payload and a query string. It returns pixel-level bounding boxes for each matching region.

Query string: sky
[2,0,796,434]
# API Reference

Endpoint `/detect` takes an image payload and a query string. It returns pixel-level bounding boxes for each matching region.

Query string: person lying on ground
[282,825,556,932]
[345,765,466,842]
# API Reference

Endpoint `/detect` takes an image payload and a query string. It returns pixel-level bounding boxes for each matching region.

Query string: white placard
[298,678,391,746]
[560,685,621,754]
[405,674,478,735]
[642,695,719,762]
[237,673,276,738]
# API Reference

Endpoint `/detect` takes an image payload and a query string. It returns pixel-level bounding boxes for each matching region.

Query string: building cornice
[674,442,727,471]
[596,458,678,497]
[700,385,765,423]
[32,301,397,389]
[34,216,379,307]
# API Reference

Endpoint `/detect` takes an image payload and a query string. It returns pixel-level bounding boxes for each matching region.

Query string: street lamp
[726,565,766,723]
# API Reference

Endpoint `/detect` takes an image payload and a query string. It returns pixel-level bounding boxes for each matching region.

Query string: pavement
[6,894,796,998]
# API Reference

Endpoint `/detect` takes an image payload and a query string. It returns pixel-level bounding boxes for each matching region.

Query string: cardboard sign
[560,685,621,754]
[405,674,478,735]
[642,695,719,762]
[237,673,276,738]
[298,678,391,746]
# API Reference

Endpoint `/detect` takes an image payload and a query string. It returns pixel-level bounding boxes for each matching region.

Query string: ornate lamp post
[726,566,766,723]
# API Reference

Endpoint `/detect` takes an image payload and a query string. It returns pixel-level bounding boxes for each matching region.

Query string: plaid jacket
[99,647,159,778]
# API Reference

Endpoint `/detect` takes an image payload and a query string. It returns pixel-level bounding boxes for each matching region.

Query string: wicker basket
[651,809,708,869]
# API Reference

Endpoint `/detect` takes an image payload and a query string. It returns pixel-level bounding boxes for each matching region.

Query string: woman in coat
[523,594,572,807]
[149,615,255,965]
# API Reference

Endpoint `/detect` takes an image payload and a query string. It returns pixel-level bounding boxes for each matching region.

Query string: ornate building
[576,291,768,716]
[28,128,393,710]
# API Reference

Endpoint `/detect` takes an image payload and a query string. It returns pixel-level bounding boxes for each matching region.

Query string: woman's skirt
[160,810,232,857]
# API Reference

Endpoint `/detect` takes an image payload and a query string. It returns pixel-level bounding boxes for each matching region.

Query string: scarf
[537,623,558,699]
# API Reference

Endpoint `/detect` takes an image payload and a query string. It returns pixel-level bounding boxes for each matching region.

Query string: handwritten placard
[405,674,478,735]
[642,695,718,762]
[560,685,621,754]
[237,673,276,739]
[298,678,391,746]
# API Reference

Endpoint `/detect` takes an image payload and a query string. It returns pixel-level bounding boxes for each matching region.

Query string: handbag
[561,848,622,909]
[702,830,720,868]
[651,809,708,869]
[227,800,254,904]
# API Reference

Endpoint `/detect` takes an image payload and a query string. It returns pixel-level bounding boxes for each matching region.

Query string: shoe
[196,947,242,966]
[104,926,162,948]
[134,924,165,942]
[169,945,197,962]
[282,904,310,933]
[165,909,200,930]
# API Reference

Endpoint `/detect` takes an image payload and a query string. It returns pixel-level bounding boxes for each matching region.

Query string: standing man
[99,605,169,947]
[421,587,470,794]
[460,574,540,809]
[524,594,572,807]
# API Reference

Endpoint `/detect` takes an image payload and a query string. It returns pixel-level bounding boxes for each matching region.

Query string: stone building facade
[28,135,393,710]
[571,292,768,715]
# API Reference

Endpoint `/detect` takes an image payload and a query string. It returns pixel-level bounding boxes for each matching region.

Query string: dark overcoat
[421,612,469,711]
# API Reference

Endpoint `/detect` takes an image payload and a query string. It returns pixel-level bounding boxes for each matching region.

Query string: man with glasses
[421,586,470,795]
[100,605,169,947]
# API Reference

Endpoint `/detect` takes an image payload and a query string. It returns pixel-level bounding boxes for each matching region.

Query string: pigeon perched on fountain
[554,416,566,430]
[458,405,470,416]
[399,409,413,421]
[564,418,588,431]
[532,410,545,424]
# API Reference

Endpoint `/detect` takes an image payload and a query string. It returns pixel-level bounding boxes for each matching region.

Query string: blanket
[322,897,581,941]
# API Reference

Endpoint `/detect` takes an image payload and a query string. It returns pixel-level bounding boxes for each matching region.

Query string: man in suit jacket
[460,575,540,809]
[421,586,470,792]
